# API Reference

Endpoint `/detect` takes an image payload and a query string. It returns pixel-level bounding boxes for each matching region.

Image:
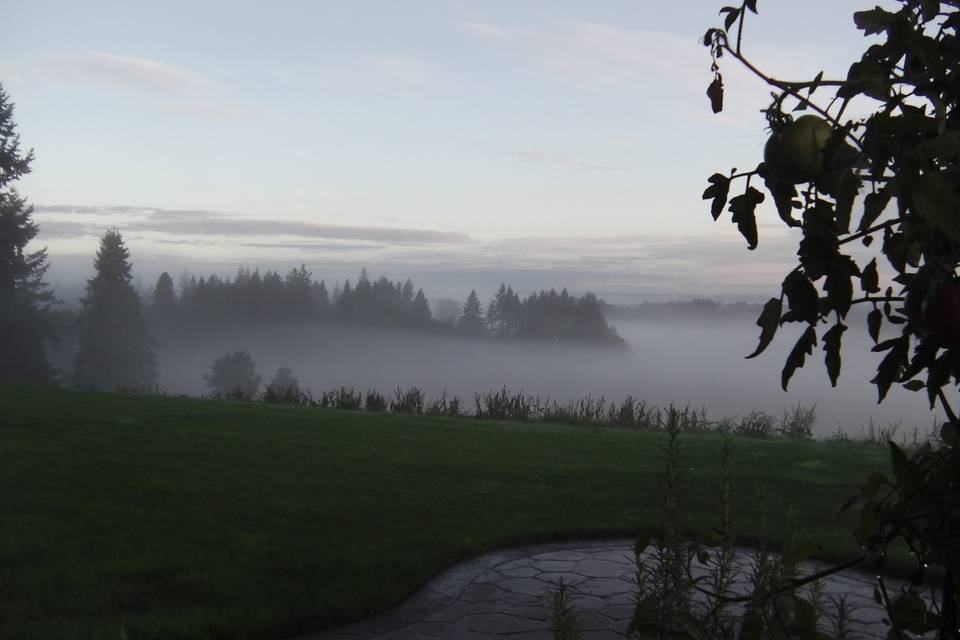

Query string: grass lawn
[2,386,892,640]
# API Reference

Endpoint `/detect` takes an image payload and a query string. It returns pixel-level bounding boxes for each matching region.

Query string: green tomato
[763,115,833,184]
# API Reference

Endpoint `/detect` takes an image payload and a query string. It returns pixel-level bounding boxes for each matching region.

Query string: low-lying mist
[138,317,941,439]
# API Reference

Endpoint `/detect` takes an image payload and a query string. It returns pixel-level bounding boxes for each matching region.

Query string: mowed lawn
[2,387,890,640]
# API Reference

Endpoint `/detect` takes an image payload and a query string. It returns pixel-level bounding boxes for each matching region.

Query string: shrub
[390,386,424,414]
[365,389,387,412]
[203,351,260,400]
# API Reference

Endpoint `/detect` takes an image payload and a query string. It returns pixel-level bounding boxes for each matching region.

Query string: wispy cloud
[35,52,210,95]
[34,204,470,245]
[500,149,622,171]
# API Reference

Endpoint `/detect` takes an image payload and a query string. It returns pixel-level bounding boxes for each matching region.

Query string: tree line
[1,81,621,390]
[153,266,623,345]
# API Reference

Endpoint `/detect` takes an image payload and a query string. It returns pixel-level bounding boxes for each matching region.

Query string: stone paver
[294,539,916,640]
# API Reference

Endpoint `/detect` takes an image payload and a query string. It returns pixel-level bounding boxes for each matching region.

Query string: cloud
[36,52,210,95]
[500,149,622,171]
[32,205,811,300]
[33,204,470,245]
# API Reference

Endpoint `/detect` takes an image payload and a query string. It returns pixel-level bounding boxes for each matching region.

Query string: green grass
[2,386,891,640]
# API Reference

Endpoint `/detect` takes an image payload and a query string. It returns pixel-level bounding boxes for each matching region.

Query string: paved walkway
[298,539,906,640]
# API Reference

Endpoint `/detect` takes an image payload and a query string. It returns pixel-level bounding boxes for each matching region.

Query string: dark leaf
[940,421,957,446]
[745,0,758,14]
[707,74,724,113]
[839,58,890,101]
[782,271,820,324]
[702,173,730,220]
[823,321,847,386]
[760,165,801,227]
[825,261,855,318]
[919,0,940,22]
[782,326,817,391]
[871,336,908,402]
[728,186,764,250]
[721,6,741,31]
[747,297,782,359]
[912,172,960,243]
[888,442,915,485]
[859,189,891,232]
[853,7,897,36]
[809,70,824,95]
[926,354,952,409]
[867,308,882,342]
[903,380,925,391]
[861,258,880,293]
[834,171,861,233]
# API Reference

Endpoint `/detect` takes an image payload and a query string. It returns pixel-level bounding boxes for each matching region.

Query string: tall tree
[204,350,260,399]
[0,83,56,384]
[151,272,176,314]
[458,290,486,335]
[411,288,432,326]
[73,229,157,389]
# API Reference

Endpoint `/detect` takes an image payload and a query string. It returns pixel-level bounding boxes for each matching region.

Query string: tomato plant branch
[851,296,905,305]
[937,389,958,425]
[839,219,902,246]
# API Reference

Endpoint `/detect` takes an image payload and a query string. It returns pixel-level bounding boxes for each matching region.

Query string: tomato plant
[700,1,960,638]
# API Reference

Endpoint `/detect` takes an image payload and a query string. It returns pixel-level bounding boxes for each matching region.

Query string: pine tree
[151,272,176,314]
[458,289,486,335]
[204,350,260,399]
[73,229,157,389]
[411,288,432,326]
[0,83,57,384]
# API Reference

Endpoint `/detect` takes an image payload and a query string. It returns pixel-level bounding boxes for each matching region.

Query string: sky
[2,1,894,301]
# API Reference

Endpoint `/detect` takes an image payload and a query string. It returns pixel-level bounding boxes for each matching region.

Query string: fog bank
[140,318,942,438]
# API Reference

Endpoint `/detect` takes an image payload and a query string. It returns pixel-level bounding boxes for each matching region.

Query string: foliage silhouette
[73,229,157,390]
[697,1,960,637]
[0,83,57,385]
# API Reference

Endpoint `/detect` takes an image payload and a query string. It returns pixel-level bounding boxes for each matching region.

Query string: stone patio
[297,539,911,640]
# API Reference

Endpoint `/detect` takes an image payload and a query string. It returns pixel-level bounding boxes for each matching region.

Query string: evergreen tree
[151,272,176,314]
[203,350,260,399]
[401,278,414,304]
[73,229,157,389]
[411,288,432,326]
[0,83,57,384]
[458,290,486,335]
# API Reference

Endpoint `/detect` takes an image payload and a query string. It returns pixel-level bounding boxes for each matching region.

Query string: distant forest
[147,266,624,345]
[601,298,763,321]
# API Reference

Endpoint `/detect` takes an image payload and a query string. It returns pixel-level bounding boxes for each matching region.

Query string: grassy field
[2,386,892,640]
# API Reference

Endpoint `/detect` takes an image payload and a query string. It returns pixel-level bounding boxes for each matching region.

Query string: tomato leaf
[834,171,861,233]
[702,173,730,220]
[728,186,764,250]
[867,308,882,343]
[747,297,782,359]
[782,271,819,324]
[859,189,891,232]
[871,336,909,402]
[912,172,960,243]
[825,257,857,317]
[853,7,897,36]
[782,326,817,390]
[860,258,880,293]
[823,321,847,386]
[759,165,801,227]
